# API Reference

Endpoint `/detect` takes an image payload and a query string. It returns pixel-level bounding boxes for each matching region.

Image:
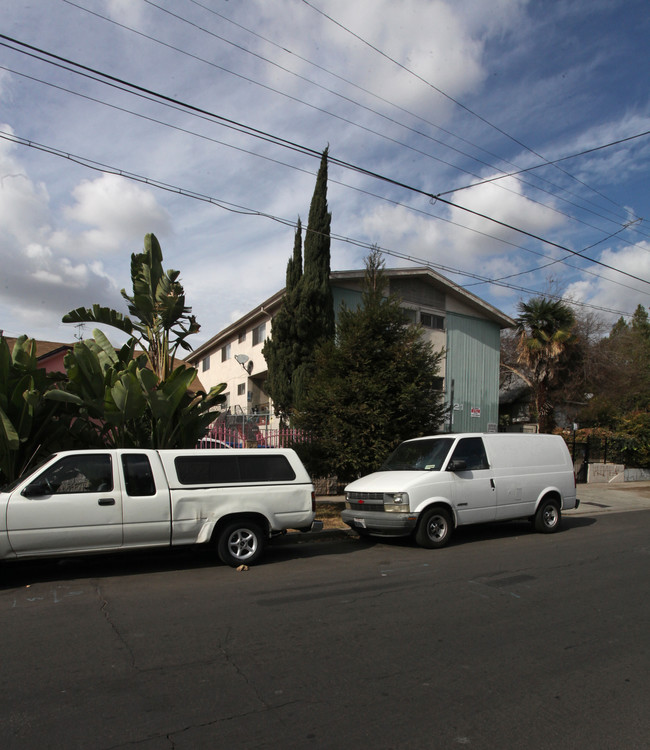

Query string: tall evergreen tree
[262,219,303,423]
[263,148,334,420]
[294,250,446,481]
[292,147,335,409]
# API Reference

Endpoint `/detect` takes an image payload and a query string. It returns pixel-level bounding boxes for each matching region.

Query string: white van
[342,433,579,548]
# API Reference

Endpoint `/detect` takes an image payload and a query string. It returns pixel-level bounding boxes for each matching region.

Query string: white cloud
[63,174,171,254]
[564,242,650,321]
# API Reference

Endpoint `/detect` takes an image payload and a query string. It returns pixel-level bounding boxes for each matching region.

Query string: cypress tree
[292,147,334,408]
[262,218,303,423]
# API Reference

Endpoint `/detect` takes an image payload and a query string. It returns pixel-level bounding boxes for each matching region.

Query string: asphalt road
[1,505,649,749]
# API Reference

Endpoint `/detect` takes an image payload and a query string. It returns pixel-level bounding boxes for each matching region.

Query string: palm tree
[512,297,576,432]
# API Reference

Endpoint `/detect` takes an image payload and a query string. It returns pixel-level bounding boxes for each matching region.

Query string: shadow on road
[0,533,364,588]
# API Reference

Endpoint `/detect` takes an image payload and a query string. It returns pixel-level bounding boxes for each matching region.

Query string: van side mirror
[447,459,467,472]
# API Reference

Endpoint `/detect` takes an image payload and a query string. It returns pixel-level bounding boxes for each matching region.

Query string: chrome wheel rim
[427,515,447,541]
[227,528,258,560]
[543,505,558,528]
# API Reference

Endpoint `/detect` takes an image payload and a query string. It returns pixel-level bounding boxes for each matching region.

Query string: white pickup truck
[0,448,319,566]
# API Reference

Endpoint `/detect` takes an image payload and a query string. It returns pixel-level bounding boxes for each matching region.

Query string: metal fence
[568,434,649,482]
[199,423,309,449]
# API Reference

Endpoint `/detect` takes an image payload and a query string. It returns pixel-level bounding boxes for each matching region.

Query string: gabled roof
[330,266,515,328]
[186,266,515,364]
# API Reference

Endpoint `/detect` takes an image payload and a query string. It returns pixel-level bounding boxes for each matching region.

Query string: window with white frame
[237,383,246,396]
[221,343,231,362]
[201,355,210,372]
[238,330,246,344]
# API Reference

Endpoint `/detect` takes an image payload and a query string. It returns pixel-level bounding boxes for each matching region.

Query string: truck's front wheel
[217,521,265,566]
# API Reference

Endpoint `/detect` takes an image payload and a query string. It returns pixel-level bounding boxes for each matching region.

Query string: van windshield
[380,438,454,471]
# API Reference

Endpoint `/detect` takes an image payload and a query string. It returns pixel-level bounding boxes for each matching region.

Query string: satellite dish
[234,354,249,365]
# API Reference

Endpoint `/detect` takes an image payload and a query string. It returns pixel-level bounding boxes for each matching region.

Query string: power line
[61,0,647,240]
[1,34,649,289]
[300,0,643,222]
[10,57,642,297]
[0,129,638,320]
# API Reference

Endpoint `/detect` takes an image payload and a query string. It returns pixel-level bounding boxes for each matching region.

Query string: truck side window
[450,437,489,471]
[27,454,113,494]
[174,455,296,484]
[122,454,156,496]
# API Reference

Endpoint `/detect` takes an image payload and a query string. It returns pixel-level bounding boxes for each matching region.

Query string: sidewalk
[572,480,650,515]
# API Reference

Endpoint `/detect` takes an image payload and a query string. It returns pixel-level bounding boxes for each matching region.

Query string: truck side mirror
[447,459,467,472]
[22,481,49,498]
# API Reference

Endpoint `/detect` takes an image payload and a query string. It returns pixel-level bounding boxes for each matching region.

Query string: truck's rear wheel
[415,507,453,549]
[217,521,265,566]
[534,498,561,533]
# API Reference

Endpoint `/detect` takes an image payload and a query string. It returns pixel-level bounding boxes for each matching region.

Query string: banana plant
[57,330,225,449]
[63,233,199,380]
[0,336,71,485]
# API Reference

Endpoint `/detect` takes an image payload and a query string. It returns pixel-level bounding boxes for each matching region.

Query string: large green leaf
[104,371,146,422]
[0,404,20,449]
[62,304,134,336]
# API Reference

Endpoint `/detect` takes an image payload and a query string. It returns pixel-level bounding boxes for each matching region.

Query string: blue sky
[1,0,649,346]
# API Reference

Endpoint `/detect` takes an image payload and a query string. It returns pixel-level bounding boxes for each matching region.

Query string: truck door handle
[98,498,116,506]
[490,479,496,490]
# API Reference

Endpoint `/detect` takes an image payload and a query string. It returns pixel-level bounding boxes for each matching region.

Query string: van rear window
[174,454,296,485]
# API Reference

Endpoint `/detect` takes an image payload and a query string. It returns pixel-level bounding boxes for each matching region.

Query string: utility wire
[62,0,647,240]
[1,34,649,288]
[301,0,643,222]
[61,0,632,237]
[180,0,640,229]
[0,129,635,320]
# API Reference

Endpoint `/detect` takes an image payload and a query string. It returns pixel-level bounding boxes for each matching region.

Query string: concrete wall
[586,463,650,483]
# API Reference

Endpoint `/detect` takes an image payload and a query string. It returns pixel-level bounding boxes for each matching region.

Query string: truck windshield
[380,438,454,471]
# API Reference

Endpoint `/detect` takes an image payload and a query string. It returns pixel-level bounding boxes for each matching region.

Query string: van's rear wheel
[534,498,561,533]
[217,521,265,566]
[415,507,453,549]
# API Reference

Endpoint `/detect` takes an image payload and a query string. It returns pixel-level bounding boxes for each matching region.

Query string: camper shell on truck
[0,448,318,567]
[342,433,579,548]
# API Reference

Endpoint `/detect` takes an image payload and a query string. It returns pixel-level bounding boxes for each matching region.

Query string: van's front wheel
[534,498,561,533]
[217,521,265,566]
[415,507,453,549]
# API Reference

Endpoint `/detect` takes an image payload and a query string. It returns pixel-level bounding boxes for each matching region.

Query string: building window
[221,343,231,362]
[237,383,246,396]
[201,356,210,372]
[402,308,417,324]
[420,312,445,330]
[252,322,266,346]
[238,330,246,344]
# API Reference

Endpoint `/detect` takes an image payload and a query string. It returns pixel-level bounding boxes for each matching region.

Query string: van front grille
[347,491,383,502]
[346,492,385,512]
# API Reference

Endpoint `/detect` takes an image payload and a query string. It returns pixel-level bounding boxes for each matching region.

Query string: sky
[1,0,649,348]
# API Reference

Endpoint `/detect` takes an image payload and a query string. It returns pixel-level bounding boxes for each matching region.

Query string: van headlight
[384,492,410,512]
